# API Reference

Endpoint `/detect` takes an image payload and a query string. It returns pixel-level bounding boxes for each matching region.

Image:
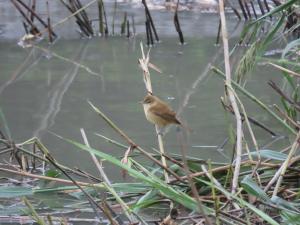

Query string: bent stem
[139,43,169,182]
[219,0,243,194]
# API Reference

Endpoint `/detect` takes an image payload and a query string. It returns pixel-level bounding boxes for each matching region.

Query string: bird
[141,94,182,128]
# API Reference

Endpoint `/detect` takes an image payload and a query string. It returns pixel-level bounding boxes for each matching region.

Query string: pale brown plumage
[142,94,181,127]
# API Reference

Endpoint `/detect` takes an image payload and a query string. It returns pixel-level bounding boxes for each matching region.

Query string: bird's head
[142,94,156,105]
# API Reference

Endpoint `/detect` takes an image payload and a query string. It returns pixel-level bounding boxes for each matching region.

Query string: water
[0,1,290,223]
[0,36,287,176]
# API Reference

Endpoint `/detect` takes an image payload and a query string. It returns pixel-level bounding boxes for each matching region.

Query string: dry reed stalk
[138,43,169,182]
[250,1,258,19]
[80,128,110,184]
[238,0,248,20]
[88,101,182,181]
[244,1,252,19]
[13,0,57,38]
[174,0,184,44]
[273,105,300,129]
[257,0,265,15]
[46,1,53,43]
[30,0,36,22]
[53,0,96,30]
[141,0,159,42]
[177,131,213,225]
[0,167,100,187]
[218,0,243,194]
[80,129,136,223]
[227,86,258,156]
[11,0,40,35]
[268,62,300,77]
[267,131,300,196]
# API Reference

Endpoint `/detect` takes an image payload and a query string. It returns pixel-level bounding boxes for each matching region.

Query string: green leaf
[133,189,160,211]
[281,211,300,225]
[250,150,287,161]
[197,177,280,225]
[282,38,300,59]
[212,66,297,134]
[241,175,270,202]
[45,169,61,178]
[260,15,285,51]
[0,108,11,140]
[253,0,298,23]
[0,186,33,198]
[56,134,210,214]
[271,196,300,213]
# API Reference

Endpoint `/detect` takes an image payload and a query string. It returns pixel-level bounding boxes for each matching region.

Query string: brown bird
[141,94,182,128]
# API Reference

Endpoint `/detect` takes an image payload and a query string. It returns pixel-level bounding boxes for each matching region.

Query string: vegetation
[0,0,300,224]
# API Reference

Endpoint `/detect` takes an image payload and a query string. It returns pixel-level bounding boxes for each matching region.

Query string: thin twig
[80,128,135,224]
[88,101,182,182]
[219,0,243,194]
[138,43,169,182]
[271,131,300,196]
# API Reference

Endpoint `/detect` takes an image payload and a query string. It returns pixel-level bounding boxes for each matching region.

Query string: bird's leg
[156,127,165,136]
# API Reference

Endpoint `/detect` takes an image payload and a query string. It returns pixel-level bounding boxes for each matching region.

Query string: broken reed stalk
[142,0,159,42]
[97,0,104,35]
[88,101,182,182]
[244,2,252,19]
[80,128,109,185]
[268,80,300,112]
[238,0,248,20]
[30,0,36,22]
[58,0,89,36]
[112,0,117,35]
[46,1,53,43]
[42,155,104,220]
[218,0,243,194]
[212,66,297,135]
[177,131,213,225]
[263,0,271,13]
[268,62,300,78]
[145,21,150,46]
[221,101,277,136]
[121,12,127,35]
[100,0,109,35]
[215,19,221,45]
[11,0,40,35]
[138,43,169,182]
[131,15,136,36]
[13,0,57,38]
[226,0,241,20]
[250,1,258,19]
[257,0,265,15]
[265,131,300,195]
[147,18,154,45]
[174,0,184,44]
[126,20,130,38]
[60,0,93,37]
[80,129,135,224]
[73,0,94,35]
[53,0,96,30]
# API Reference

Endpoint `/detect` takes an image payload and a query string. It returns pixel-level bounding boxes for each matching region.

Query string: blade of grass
[211,66,297,135]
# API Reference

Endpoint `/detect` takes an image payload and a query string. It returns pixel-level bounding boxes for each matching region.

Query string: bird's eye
[144,97,152,104]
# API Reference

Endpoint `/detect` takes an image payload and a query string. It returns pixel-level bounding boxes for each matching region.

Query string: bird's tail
[177,120,192,133]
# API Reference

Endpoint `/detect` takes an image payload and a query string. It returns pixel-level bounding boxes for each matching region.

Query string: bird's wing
[151,106,181,125]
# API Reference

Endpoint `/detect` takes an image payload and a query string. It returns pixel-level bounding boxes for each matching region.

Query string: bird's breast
[143,104,169,127]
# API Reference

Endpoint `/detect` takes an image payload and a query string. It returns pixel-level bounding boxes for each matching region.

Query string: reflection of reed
[33,42,89,138]
[0,49,42,95]
[176,47,223,116]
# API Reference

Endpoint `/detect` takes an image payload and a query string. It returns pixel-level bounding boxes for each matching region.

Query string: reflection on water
[0,36,288,180]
